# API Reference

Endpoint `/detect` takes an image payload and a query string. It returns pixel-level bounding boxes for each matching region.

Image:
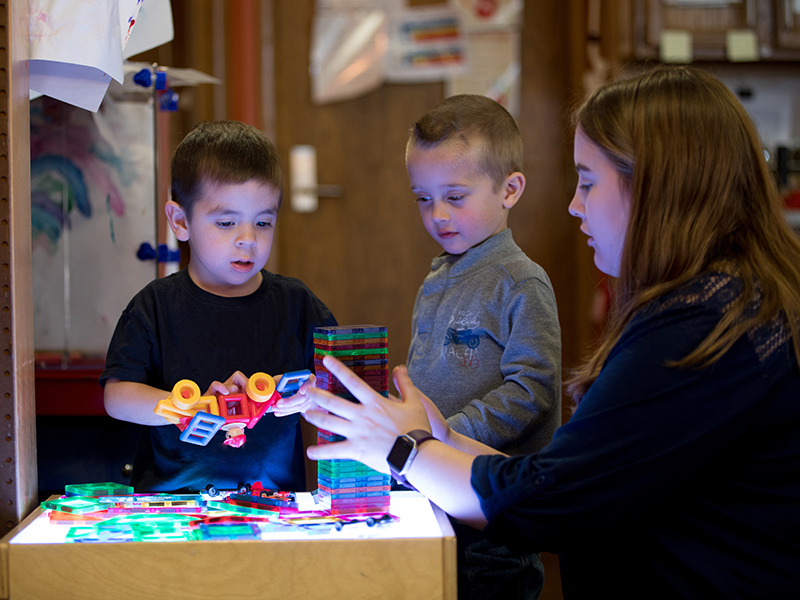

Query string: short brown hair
[171,121,283,219]
[408,94,522,190]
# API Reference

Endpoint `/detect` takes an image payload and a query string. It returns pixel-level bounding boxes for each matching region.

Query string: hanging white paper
[30,0,174,112]
[450,0,523,31]
[446,30,520,118]
[123,0,175,59]
[311,9,389,104]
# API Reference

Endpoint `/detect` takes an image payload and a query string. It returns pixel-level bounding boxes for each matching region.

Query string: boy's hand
[272,374,318,416]
[206,371,249,397]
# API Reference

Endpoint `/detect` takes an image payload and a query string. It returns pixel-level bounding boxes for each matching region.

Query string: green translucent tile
[207,500,266,515]
[314,347,388,357]
[130,526,196,543]
[193,523,262,541]
[66,526,134,544]
[41,496,111,515]
[313,331,387,341]
[96,512,200,530]
[65,482,134,497]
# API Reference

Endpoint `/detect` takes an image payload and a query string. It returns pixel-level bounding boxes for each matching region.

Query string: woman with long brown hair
[297,67,800,598]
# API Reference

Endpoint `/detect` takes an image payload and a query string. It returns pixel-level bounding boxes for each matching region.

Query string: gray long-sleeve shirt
[407,229,561,455]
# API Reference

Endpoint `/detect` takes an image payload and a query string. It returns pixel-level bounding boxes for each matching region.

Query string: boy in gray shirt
[405,95,561,599]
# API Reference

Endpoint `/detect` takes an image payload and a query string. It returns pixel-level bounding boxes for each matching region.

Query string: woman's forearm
[443,427,506,458]
[404,440,489,528]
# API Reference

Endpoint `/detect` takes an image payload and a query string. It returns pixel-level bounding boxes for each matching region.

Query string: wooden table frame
[0,497,456,599]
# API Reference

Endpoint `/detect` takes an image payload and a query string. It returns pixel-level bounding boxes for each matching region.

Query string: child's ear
[502,172,526,209]
[165,200,190,242]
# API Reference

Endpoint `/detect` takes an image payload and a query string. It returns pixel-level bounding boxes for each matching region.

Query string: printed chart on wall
[30,94,157,355]
[446,0,523,119]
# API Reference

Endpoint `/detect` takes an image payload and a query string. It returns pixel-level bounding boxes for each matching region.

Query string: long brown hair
[568,67,800,403]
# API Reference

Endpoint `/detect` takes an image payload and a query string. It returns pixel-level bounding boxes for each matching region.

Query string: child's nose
[236,227,257,247]
[431,201,449,222]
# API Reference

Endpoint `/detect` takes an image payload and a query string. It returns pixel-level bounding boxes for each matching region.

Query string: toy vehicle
[155,369,312,448]
[333,513,397,530]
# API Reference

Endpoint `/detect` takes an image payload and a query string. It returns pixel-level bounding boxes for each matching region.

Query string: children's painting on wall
[31,94,157,355]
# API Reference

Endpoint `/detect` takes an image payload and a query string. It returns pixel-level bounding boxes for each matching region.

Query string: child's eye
[217,221,234,228]
[416,196,431,203]
[447,195,464,203]
[578,183,592,192]
[257,220,273,228]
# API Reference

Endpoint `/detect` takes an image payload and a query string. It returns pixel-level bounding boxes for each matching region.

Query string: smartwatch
[387,429,435,486]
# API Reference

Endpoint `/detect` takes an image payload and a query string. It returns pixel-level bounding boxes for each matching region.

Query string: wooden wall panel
[0,0,35,537]
[516,0,595,426]
[273,0,595,427]
[273,1,445,367]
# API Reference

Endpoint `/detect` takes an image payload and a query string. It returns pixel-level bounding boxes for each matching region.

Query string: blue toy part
[155,71,167,90]
[133,69,167,90]
[136,242,181,263]
[133,68,152,87]
[159,88,179,111]
[276,369,312,397]
[180,412,225,446]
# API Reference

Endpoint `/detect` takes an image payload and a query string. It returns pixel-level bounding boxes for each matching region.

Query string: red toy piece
[154,370,309,449]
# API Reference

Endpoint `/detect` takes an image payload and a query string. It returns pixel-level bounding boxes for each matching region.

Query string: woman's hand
[304,355,432,473]
[416,385,452,444]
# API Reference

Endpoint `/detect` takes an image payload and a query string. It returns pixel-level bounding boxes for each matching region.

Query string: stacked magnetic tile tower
[314,325,392,515]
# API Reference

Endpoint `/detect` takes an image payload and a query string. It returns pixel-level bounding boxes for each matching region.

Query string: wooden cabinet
[612,0,800,62]
[775,0,800,51]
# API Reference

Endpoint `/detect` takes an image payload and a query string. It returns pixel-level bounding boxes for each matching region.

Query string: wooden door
[272,0,593,397]
[775,0,800,51]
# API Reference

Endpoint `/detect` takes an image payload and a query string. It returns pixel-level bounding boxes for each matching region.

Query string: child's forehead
[195,179,280,211]
[410,139,481,168]
[408,142,491,184]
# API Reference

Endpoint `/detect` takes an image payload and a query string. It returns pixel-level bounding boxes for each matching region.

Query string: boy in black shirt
[101,121,336,492]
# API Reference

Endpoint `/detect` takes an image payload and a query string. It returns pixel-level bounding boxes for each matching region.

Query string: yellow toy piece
[246,372,276,403]
[154,370,287,444]
[194,394,220,416]
[154,379,220,423]
[154,399,192,424]
[170,379,201,410]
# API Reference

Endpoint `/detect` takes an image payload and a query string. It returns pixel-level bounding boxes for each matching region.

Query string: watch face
[387,435,415,472]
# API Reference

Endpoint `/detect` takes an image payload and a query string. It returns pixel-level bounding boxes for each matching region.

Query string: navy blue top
[101,268,337,493]
[472,272,800,598]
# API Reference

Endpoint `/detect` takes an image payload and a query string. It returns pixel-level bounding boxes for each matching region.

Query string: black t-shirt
[101,269,337,493]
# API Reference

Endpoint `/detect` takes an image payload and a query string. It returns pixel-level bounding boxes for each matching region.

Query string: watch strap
[406,429,436,445]
[390,430,435,489]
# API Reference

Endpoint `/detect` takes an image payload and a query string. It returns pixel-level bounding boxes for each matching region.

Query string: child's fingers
[297,373,317,391]
[229,371,249,391]
[272,396,315,417]
[205,380,229,396]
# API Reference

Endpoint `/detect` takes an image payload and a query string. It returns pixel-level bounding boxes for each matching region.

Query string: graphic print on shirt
[442,311,481,369]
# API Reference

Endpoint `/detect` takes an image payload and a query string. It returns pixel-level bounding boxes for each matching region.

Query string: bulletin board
[30,94,157,355]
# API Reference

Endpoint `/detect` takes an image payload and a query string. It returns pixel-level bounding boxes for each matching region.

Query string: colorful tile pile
[314,325,392,515]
